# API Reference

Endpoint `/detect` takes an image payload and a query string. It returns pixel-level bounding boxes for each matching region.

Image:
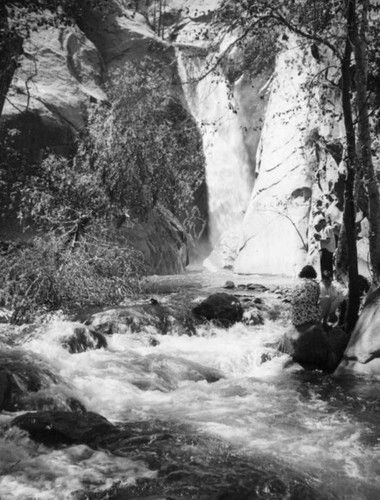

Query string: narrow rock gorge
[1,0,379,276]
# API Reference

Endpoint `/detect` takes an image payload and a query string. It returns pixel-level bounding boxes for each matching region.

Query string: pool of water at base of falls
[1,297,380,499]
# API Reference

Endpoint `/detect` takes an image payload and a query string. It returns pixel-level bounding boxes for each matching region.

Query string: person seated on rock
[278,264,322,358]
[319,270,347,328]
[290,265,321,329]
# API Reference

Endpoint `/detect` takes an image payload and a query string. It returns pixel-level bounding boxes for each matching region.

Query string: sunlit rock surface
[2,25,105,157]
[234,37,343,276]
[336,288,380,377]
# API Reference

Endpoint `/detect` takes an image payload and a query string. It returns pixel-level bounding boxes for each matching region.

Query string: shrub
[0,229,145,324]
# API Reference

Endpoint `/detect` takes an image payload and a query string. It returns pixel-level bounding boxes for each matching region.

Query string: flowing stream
[1,271,380,499]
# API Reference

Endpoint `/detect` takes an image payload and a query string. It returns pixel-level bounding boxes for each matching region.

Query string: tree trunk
[353,0,380,283]
[340,0,361,333]
[0,5,23,117]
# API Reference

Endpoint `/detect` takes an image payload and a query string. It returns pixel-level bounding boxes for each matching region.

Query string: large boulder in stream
[280,323,349,373]
[10,410,114,446]
[336,287,380,376]
[0,348,85,412]
[192,293,244,327]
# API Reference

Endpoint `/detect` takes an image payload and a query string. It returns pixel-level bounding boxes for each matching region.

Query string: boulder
[0,348,85,412]
[242,308,264,326]
[336,287,380,376]
[11,410,114,446]
[192,293,243,327]
[61,325,107,353]
[325,327,350,372]
[279,323,348,373]
[224,281,235,289]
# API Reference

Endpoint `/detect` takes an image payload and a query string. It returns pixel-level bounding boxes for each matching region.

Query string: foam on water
[2,314,380,498]
[0,424,156,499]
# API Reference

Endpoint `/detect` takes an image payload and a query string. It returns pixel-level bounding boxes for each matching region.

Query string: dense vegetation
[0,55,205,322]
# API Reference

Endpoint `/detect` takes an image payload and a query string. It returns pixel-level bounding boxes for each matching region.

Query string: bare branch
[176,14,275,85]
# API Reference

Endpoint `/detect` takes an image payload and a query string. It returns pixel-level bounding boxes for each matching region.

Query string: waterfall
[176,47,255,263]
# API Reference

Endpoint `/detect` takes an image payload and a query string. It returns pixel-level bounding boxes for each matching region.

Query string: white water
[176,45,254,250]
[1,297,380,499]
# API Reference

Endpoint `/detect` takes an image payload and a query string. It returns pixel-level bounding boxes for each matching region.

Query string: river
[0,271,380,499]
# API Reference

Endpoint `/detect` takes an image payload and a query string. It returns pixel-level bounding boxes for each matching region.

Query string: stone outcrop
[234,36,343,277]
[336,288,380,377]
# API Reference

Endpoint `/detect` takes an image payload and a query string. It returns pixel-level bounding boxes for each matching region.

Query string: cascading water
[176,40,258,269]
[1,272,380,499]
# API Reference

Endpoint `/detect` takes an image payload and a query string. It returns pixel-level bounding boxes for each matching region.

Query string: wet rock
[192,293,243,327]
[139,354,225,390]
[279,324,328,371]
[223,281,235,289]
[81,301,196,337]
[325,327,350,372]
[279,323,349,373]
[247,283,269,292]
[290,324,330,371]
[61,325,107,353]
[0,348,85,412]
[11,410,114,446]
[131,356,224,392]
[242,308,264,326]
[336,287,380,376]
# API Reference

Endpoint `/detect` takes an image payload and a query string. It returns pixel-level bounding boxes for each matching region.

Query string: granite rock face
[336,288,380,377]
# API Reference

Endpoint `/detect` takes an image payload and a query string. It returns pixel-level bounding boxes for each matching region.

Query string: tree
[16,60,205,238]
[217,0,380,331]
[1,59,205,320]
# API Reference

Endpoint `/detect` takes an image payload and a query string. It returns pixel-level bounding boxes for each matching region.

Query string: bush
[0,229,145,323]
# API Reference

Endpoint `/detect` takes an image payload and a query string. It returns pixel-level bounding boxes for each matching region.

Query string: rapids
[1,271,380,499]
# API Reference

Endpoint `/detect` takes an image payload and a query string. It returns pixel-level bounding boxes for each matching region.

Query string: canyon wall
[2,0,378,277]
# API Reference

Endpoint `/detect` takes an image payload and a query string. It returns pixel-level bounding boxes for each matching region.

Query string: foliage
[0,59,205,317]
[83,62,205,228]
[0,230,145,324]
[16,61,205,235]
[216,0,380,331]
